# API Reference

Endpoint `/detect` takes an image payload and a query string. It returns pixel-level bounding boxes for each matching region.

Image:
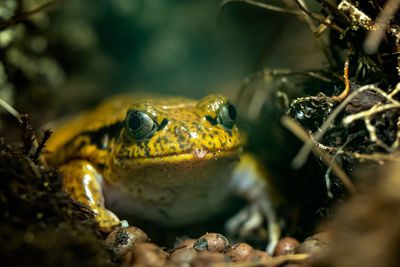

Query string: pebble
[175,238,197,249]
[297,232,331,255]
[251,249,272,262]
[193,233,229,252]
[274,237,300,256]
[129,243,168,267]
[169,247,197,264]
[191,251,231,267]
[226,243,254,262]
[105,226,149,256]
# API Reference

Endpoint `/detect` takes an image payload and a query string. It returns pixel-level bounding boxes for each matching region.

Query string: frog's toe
[95,208,121,232]
[225,197,280,254]
[226,204,263,237]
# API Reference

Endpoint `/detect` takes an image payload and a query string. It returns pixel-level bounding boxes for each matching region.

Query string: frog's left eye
[126,111,157,140]
[217,103,237,129]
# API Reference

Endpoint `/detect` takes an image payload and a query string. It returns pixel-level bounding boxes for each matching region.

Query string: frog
[45,94,280,252]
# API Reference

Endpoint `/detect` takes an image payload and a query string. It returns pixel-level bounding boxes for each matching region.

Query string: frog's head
[112,94,241,167]
[105,95,241,225]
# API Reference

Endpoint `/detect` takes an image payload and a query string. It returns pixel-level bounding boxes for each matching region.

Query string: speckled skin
[46,94,241,231]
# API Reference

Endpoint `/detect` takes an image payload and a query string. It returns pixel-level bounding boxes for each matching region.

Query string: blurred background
[0,0,325,135]
[0,0,335,242]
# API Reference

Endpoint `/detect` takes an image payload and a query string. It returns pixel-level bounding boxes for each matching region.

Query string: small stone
[105,226,149,256]
[194,233,229,252]
[296,232,331,255]
[169,248,197,264]
[226,243,254,262]
[274,237,300,256]
[251,250,272,262]
[175,238,197,249]
[130,243,168,267]
[191,251,231,267]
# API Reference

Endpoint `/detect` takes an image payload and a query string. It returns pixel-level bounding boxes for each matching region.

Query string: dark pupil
[126,111,155,140]
[129,112,142,130]
[228,104,237,120]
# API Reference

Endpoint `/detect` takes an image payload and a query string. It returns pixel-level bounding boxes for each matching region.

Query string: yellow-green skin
[46,94,241,231]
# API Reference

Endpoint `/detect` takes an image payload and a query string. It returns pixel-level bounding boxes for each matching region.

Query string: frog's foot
[225,196,280,254]
[94,208,121,232]
[59,160,121,233]
[226,203,263,237]
[229,153,281,254]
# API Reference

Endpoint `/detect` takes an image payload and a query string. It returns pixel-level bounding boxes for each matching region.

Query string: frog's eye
[217,103,237,129]
[126,111,157,140]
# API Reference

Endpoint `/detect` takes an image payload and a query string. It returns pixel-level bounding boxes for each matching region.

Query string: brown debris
[311,163,400,267]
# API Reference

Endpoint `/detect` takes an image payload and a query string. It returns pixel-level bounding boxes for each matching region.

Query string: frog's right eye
[217,103,237,129]
[126,111,157,140]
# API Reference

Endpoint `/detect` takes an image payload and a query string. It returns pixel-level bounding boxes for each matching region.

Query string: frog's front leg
[59,160,120,232]
[228,153,281,254]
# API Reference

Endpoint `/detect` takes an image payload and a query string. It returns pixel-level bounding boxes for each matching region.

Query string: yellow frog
[46,94,279,252]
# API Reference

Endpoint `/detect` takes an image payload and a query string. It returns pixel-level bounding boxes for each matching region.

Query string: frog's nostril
[193,148,208,159]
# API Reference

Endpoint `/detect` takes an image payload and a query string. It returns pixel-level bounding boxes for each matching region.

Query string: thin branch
[293,0,345,33]
[281,115,357,196]
[319,0,352,25]
[32,129,52,163]
[0,97,21,122]
[213,253,310,266]
[364,0,400,54]
[343,83,400,124]
[297,0,335,66]
[343,103,400,124]
[292,84,382,169]
[0,0,65,31]
[331,58,350,101]
[317,142,400,162]
[220,0,303,16]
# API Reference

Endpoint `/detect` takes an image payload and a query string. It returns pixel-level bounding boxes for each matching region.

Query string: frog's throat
[115,147,241,167]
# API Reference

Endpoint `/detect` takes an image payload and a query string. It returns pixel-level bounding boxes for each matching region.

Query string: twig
[324,132,359,198]
[343,82,400,125]
[292,84,382,169]
[293,0,344,33]
[331,58,350,101]
[281,116,357,195]
[338,0,375,30]
[26,156,42,179]
[220,0,303,16]
[317,142,400,163]
[0,97,47,164]
[0,0,65,31]
[297,0,335,66]
[0,97,21,122]
[364,0,400,54]
[32,129,52,163]
[319,0,352,25]
[392,116,400,149]
[212,253,310,266]
[343,103,400,124]
[20,114,34,155]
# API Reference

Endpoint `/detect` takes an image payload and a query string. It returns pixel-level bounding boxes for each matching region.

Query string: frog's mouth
[117,147,241,167]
